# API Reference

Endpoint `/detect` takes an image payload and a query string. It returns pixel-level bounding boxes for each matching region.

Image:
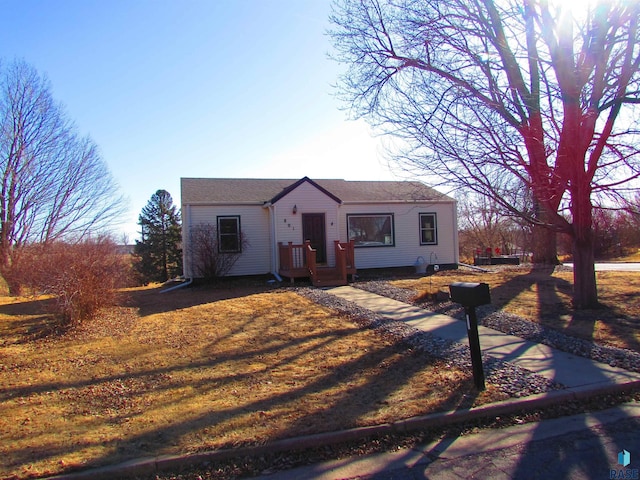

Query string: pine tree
[134,190,182,283]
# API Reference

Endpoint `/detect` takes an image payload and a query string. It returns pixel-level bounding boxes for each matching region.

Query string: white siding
[338,201,458,270]
[183,204,271,277]
[181,182,459,277]
[272,182,340,266]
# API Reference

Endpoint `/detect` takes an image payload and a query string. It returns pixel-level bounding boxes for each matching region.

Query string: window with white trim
[347,214,394,247]
[217,216,241,253]
[419,213,438,245]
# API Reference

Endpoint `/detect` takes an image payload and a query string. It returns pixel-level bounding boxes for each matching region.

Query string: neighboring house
[181,176,458,285]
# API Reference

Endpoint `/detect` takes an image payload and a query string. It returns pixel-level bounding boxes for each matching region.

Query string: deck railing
[335,241,347,282]
[278,239,356,285]
[335,240,356,277]
[305,241,317,280]
[278,242,308,281]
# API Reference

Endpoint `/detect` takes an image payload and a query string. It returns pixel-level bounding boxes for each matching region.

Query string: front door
[302,213,326,264]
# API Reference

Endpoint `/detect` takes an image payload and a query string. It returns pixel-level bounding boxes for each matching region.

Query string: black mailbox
[448,281,490,391]
[449,282,491,307]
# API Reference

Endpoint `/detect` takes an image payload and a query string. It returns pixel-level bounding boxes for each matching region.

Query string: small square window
[217,216,241,253]
[420,213,438,245]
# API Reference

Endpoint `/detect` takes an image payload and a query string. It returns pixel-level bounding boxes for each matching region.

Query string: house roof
[181,176,452,205]
[268,177,342,204]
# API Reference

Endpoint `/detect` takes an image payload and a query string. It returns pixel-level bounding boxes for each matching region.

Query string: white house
[181,176,458,285]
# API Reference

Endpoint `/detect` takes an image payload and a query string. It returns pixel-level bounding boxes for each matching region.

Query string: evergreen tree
[134,190,182,283]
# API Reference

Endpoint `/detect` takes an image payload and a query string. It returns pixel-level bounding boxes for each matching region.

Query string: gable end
[269,176,342,205]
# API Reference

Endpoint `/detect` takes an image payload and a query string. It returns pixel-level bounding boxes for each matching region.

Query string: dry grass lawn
[619,250,640,262]
[0,285,504,480]
[392,267,640,352]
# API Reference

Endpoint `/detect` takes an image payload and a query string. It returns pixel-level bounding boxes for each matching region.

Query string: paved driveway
[564,262,640,272]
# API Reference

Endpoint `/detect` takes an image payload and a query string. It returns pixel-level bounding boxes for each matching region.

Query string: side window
[419,213,438,245]
[347,214,394,247]
[217,216,241,253]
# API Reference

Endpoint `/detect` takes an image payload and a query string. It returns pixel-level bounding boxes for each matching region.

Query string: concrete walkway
[565,262,640,272]
[326,286,640,389]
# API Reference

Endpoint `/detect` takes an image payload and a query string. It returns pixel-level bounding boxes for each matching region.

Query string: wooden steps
[311,267,348,287]
[278,240,356,286]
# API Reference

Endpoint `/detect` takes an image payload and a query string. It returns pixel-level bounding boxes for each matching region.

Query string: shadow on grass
[0,297,61,344]
[488,266,571,316]
[0,283,266,345]
[2,289,485,479]
[0,320,364,401]
[127,281,280,317]
[489,267,640,352]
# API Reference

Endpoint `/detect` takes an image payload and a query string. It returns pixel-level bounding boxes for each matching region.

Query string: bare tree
[329,0,640,308]
[0,60,125,293]
[458,192,529,261]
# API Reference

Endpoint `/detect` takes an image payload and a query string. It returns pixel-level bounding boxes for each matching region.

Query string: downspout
[160,277,193,293]
[453,198,460,265]
[183,203,192,278]
[265,202,280,280]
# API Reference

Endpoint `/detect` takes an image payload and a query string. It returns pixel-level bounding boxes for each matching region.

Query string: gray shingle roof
[181,177,452,204]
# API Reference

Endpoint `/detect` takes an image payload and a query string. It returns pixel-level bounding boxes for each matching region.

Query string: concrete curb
[46,379,640,480]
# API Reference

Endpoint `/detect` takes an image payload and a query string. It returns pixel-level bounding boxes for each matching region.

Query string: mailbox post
[449,282,491,391]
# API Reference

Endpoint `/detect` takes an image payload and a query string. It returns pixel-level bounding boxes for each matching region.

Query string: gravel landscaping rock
[297,287,562,399]
[355,280,640,373]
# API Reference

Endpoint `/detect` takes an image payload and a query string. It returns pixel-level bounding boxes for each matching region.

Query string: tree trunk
[531,197,558,265]
[572,233,598,309]
[0,242,23,296]
[0,261,22,296]
[570,172,599,309]
[531,224,558,265]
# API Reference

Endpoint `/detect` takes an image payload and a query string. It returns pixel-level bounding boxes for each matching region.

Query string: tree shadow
[127,281,280,317]
[0,297,61,344]
[8,273,634,479]
[489,272,639,478]
[367,283,638,479]
[508,353,635,478]
[488,266,572,320]
[0,282,281,347]
[490,267,640,353]
[2,291,490,479]
[372,383,483,477]
[353,269,640,478]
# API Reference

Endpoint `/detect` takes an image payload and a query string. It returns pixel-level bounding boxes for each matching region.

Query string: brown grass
[392,267,640,351]
[618,249,640,262]
[0,285,505,479]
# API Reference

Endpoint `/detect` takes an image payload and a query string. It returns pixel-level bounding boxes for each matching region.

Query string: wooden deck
[278,240,356,286]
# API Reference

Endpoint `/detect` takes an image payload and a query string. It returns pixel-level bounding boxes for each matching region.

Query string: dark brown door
[302,213,326,263]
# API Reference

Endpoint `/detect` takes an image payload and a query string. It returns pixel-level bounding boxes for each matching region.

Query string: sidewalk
[326,286,640,388]
[253,402,640,479]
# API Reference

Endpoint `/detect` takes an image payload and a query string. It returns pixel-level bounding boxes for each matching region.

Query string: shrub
[17,237,131,324]
[187,224,248,282]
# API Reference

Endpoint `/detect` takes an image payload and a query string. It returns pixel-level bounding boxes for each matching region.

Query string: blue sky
[0,0,398,241]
